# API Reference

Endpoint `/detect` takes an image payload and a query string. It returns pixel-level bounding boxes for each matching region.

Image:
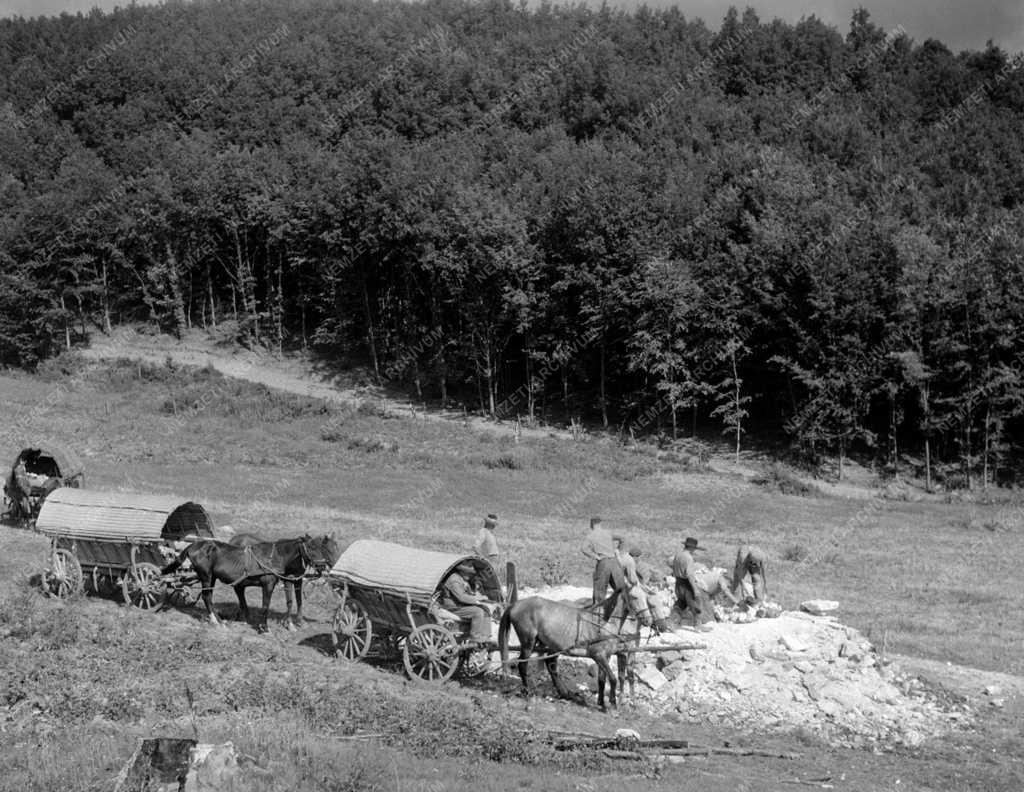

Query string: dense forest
[1,0,1023,485]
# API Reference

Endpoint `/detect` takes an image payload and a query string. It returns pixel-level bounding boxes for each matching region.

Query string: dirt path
[81,327,575,440]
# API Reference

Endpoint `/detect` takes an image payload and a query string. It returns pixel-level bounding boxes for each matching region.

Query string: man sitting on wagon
[439,562,493,646]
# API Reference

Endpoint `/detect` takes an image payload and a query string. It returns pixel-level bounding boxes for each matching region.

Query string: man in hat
[440,561,492,644]
[672,537,711,632]
[473,513,500,565]
[731,544,768,605]
[581,517,625,621]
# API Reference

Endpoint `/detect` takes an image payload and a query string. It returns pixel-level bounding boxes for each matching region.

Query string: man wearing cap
[613,535,639,589]
[582,517,625,621]
[672,537,711,632]
[474,513,500,565]
[440,562,492,644]
[731,544,768,604]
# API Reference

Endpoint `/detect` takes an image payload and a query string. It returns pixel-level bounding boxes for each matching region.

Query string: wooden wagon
[3,444,84,525]
[35,489,215,609]
[329,539,514,682]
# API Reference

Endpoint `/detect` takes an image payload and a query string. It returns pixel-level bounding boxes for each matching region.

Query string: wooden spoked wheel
[459,646,493,678]
[403,624,460,682]
[166,576,202,609]
[121,562,166,610]
[333,601,373,661]
[42,548,83,599]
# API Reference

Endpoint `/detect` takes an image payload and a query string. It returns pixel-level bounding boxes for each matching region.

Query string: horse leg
[234,585,249,623]
[259,577,276,633]
[199,576,219,626]
[593,652,617,710]
[543,655,571,700]
[515,640,535,695]
[291,580,304,630]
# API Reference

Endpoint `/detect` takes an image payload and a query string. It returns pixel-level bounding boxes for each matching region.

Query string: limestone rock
[656,651,685,668]
[637,665,669,691]
[780,634,809,653]
[800,599,839,616]
[661,660,686,681]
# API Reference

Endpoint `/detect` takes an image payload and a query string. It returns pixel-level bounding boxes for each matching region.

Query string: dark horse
[230,532,338,630]
[162,534,339,633]
[498,596,638,710]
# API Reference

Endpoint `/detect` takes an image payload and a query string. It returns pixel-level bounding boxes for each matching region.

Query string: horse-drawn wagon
[35,489,215,609]
[329,539,513,682]
[3,444,84,525]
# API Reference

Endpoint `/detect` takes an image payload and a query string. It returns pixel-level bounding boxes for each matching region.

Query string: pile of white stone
[629,606,968,747]
[520,586,969,748]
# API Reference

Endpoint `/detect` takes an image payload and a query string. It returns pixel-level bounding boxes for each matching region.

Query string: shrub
[484,453,521,470]
[348,435,398,454]
[782,544,810,563]
[537,556,571,586]
[35,350,87,382]
[754,463,819,496]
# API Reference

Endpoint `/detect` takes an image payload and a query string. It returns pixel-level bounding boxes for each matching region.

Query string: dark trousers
[593,557,626,621]
[675,577,702,624]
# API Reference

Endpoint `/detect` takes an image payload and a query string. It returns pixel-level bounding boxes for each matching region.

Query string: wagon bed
[36,489,215,609]
[329,539,510,681]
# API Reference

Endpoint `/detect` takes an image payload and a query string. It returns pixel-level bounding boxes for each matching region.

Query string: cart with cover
[3,444,84,525]
[35,489,215,609]
[329,539,514,682]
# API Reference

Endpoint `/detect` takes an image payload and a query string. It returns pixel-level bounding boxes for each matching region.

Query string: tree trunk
[59,293,71,350]
[982,400,991,490]
[207,263,217,328]
[360,264,381,385]
[671,404,678,440]
[599,336,608,428]
[164,241,188,339]
[838,436,845,481]
[731,344,741,463]
[525,332,534,423]
[924,436,931,492]
[101,260,112,333]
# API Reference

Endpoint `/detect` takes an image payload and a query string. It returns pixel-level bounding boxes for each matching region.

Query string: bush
[483,453,521,470]
[348,435,398,454]
[536,556,571,586]
[35,350,87,382]
[782,544,810,563]
[753,463,819,496]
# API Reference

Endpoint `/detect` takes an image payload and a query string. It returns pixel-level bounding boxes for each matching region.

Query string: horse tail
[161,544,192,575]
[498,604,514,673]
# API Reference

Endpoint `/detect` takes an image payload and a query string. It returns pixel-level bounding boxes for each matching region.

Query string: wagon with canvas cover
[329,539,514,682]
[2,444,84,526]
[35,489,215,609]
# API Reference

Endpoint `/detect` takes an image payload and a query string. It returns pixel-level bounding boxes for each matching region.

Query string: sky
[1,0,1022,54]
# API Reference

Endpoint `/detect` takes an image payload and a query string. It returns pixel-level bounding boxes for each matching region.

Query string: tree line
[1,0,1023,486]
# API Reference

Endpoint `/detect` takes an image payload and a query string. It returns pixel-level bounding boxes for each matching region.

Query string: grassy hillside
[2,357,1023,790]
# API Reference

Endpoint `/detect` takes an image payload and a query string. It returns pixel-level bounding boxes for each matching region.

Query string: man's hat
[628,546,642,557]
[590,516,602,528]
[612,534,625,544]
[456,561,476,575]
[683,537,702,551]
[484,514,498,529]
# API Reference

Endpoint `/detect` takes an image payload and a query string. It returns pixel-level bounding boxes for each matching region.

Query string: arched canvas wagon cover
[330,539,501,605]
[36,489,215,542]
[10,444,84,482]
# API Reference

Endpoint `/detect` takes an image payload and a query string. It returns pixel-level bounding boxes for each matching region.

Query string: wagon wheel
[459,646,494,678]
[332,601,373,661]
[41,548,82,599]
[121,562,166,610]
[403,624,460,682]
[166,575,202,609]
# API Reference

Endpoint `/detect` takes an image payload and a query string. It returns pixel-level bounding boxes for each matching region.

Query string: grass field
[2,356,1023,791]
